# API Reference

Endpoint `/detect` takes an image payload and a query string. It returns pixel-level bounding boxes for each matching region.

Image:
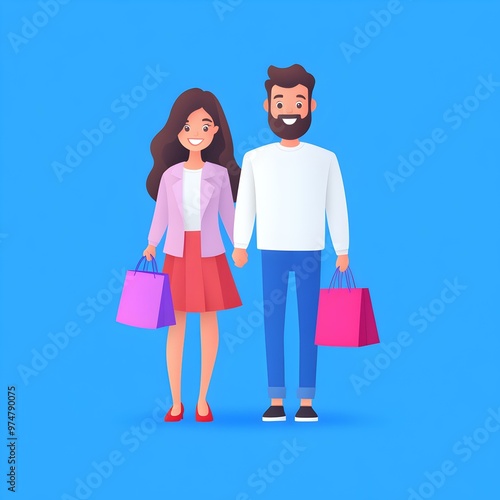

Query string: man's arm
[326,154,350,271]
[232,153,256,267]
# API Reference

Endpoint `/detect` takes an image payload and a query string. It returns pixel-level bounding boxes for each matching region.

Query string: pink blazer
[148,162,235,257]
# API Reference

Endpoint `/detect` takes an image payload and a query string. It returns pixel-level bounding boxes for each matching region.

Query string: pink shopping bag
[116,257,176,329]
[315,268,379,347]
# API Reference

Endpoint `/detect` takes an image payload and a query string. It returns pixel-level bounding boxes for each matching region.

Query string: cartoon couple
[143,64,349,423]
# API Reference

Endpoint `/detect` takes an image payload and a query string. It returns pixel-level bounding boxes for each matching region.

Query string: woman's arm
[144,172,169,259]
[218,169,235,245]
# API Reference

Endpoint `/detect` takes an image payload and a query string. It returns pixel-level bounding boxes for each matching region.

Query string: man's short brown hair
[265,64,316,100]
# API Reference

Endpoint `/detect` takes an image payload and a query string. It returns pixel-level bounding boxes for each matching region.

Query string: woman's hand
[143,244,156,261]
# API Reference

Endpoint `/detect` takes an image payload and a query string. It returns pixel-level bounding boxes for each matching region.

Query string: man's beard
[268,111,312,140]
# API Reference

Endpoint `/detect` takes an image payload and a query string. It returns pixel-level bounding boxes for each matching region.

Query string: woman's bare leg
[166,310,187,415]
[198,311,219,415]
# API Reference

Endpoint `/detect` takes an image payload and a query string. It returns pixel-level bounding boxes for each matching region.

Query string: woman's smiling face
[177,107,219,152]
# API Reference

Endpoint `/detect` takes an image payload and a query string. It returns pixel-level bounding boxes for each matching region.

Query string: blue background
[1,0,499,498]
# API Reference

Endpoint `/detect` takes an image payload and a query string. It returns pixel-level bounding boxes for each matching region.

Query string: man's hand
[336,254,349,272]
[232,248,248,268]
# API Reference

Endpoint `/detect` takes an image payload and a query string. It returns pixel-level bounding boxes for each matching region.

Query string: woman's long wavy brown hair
[146,88,240,201]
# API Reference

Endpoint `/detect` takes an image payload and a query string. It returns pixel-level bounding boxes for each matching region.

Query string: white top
[234,142,349,253]
[182,167,203,231]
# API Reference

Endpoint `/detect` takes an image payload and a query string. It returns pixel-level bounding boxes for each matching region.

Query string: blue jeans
[262,250,321,400]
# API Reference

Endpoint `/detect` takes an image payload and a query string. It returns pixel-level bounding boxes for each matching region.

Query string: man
[233,64,349,422]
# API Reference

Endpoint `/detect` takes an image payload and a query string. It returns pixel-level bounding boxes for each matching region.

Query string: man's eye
[296,102,303,109]
[276,102,283,109]
[202,125,209,132]
[184,125,190,132]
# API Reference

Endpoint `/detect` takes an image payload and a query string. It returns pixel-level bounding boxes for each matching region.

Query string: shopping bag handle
[134,256,159,276]
[328,266,357,291]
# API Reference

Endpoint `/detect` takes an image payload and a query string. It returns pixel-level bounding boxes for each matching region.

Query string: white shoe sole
[295,417,319,422]
[262,416,286,422]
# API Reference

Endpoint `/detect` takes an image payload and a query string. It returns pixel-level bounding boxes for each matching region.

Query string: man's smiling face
[264,84,317,140]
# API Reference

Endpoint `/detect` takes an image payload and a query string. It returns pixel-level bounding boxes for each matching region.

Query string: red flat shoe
[195,403,213,422]
[164,403,184,422]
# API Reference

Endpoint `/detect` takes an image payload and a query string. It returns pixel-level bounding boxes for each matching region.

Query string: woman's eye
[202,125,209,132]
[184,125,190,132]
[276,102,283,109]
[296,101,303,109]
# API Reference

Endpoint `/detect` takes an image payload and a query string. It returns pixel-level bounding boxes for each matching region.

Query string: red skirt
[162,231,242,312]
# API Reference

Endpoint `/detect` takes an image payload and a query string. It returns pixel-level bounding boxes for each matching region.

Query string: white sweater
[234,142,349,254]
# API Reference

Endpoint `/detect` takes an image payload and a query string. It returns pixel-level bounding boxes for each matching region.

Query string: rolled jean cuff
[268,386,286,399]
[297,387,316,399]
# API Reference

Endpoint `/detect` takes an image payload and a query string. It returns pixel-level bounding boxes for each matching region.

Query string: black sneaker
[294,406,318,422]
[262,405,286,422]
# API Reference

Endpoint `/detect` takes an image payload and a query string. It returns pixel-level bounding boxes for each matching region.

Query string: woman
[143,88,241,422]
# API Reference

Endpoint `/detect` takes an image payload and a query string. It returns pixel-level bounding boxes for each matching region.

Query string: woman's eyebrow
[202,118,213,123]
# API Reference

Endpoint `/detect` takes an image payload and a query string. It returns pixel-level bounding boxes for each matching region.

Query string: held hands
[232,249,346,270]
[232,248,248,268]
[336,254,349,272]
[143,244,156,261]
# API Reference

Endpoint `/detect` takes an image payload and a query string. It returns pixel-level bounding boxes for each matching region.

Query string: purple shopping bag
[315,268,379,347]
[116,257,176,329]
